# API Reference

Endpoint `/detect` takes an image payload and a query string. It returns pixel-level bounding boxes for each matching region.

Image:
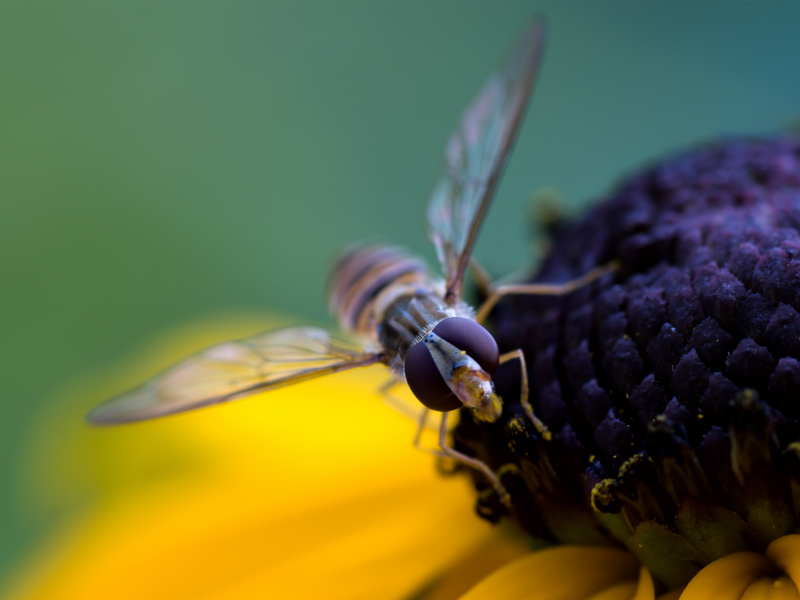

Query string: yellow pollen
[497,463,520,477]
[508,419,524,433]
[589,479,616,511]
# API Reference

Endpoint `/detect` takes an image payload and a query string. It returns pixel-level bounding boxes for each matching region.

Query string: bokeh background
[4,1,800,590]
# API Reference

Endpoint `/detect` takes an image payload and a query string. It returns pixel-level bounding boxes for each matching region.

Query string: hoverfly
[88,18,614,504]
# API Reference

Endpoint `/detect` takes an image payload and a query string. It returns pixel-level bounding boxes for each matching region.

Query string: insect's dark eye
[404,317,500,412]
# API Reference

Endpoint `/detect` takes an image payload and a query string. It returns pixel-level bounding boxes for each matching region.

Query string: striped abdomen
[328,245,464,369]
[328,246,432,338]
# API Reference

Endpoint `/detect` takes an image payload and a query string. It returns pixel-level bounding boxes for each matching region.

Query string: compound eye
[404,317,500,412]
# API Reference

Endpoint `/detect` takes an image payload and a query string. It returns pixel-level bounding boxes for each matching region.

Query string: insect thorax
[328,245,476,371]
[377,291,455,367]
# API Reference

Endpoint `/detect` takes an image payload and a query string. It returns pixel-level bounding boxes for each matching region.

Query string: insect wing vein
[87,327,381,425]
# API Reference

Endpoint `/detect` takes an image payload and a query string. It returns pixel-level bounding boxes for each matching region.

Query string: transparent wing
[427,18,546,302]
[87,327,384,425]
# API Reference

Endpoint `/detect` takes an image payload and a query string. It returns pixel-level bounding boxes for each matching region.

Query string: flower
[0,314,497,599]
[455,136,800,596]
[10,137,800,599]
[682,536,800,600]
[2,313,649,600]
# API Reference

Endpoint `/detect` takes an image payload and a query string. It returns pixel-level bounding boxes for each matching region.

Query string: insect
[88,18,615,504]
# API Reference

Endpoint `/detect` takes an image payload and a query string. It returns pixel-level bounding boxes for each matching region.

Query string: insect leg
[475,260,620,324]
[438,411,511,506]
[413,407,448,458]
[468,257,494,298]
[498,349,551,441]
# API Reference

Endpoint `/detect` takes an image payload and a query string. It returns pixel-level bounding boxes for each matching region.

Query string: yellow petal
[632,567,655,600]
[585,582,638,600]
[680,552,776,600]
[7,476,492,600]
[456,546,640,600]
[3,314,496,600]
[417,529,534,600]
[584,566,654,600]
[741,576,799,600]
[767,536,800,591]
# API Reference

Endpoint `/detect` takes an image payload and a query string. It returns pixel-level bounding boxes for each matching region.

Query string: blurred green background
[3,0,800,585]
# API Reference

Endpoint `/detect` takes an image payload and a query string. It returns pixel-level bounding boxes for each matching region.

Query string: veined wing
[87,327,384,425]
[427,18,546,303]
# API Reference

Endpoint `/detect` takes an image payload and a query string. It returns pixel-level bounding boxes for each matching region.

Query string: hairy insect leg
[499,349,551,441]
[475,260,620,324]
[438,412,511,506]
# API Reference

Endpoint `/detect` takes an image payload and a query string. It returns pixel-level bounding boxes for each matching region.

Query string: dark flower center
[454,136,800,590]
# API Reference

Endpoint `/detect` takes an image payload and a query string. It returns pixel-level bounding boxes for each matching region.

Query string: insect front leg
[498,349,550,441]
[437,411,511,507]
[411,407,448,457]
[474,260,620,324]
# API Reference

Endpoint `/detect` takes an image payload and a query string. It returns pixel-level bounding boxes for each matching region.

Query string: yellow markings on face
[448,366,502,422]
[450,365,491,406]
[472,394,503,423]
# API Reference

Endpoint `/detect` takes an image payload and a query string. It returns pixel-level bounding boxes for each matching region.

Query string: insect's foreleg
[498,349,550,441]
[475,260,620,324]
[437,412,511,506]
[412,407,448,458]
